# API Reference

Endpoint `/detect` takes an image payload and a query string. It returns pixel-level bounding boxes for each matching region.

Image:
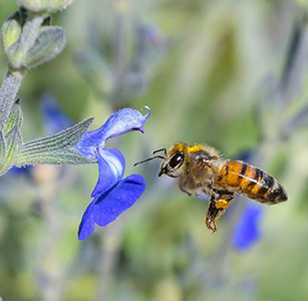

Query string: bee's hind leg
[205,191,235,233]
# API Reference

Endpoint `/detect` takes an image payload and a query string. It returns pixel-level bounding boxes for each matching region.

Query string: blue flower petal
[78,200,96,240]
[75,106,151,158]
[91,148,125,198]
[231,203,264,252]
[92,174,146,227]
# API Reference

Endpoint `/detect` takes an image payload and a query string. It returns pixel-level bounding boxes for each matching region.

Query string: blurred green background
[1,0,308,300]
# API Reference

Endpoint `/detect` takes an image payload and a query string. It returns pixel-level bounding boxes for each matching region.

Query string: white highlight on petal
[99,148,124,180]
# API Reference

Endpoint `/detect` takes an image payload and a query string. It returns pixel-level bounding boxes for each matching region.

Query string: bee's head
[134,143,188,178]
[158,143,188,177]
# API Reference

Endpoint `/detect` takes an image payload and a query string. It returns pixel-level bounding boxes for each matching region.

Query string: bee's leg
[214,191,235,210]
[178,177,195,196]
[205,191,235,233]
[205,197,221,233]
[179,186,192,196]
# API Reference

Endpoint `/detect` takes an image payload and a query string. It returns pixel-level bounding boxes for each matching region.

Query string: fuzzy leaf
[0,131,6,164]
[24,26,66,69]
[3,98,23,134]
[16,149,94,166]
[0,71,24,132]
[0,125,22,175]
[1,12,21,53]
[16,117,95,166]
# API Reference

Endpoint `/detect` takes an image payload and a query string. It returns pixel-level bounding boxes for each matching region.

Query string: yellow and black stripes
[217,160,287,204]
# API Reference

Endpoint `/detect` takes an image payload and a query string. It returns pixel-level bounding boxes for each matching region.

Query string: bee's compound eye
[169,152,184,169]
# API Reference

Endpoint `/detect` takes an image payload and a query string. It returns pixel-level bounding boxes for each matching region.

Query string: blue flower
[75,106,151,240]
[40,93,72,135]
[231,202,264,251]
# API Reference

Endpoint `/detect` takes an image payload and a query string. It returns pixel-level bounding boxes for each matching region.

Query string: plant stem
[0,15,44,131]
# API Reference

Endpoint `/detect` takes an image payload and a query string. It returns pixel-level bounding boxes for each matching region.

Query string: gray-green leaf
[3,98,23,134]
[24,26,66,69]
[16,117,95,166]
[0,125,22,175]
[0,131,6,164]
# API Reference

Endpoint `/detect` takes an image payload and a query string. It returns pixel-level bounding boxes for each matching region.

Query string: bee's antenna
[152,148,167,156]
[134,148,167,167]
[134,155,165,166]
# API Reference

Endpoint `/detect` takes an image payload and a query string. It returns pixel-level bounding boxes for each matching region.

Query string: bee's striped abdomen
[216,160,287,204]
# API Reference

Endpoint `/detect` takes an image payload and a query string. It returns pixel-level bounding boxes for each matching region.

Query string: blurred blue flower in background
[231,202,264,252]
[40,93,72,135]
[76,106,151,240]
[229,150,264,252]
[6,165,32,176]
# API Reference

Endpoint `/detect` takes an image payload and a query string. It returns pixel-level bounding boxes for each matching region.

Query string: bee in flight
[135,142,288,233]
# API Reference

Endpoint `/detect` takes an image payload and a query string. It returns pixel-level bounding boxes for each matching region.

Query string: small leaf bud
[24,26,66,68]
[15,0,75,14]
[1,12,21,54]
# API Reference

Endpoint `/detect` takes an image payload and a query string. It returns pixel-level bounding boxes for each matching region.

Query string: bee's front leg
[179,185,192,196]
[205,191,235,233]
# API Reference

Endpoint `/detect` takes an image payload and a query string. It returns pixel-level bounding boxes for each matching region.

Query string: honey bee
[135,142,288,233]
